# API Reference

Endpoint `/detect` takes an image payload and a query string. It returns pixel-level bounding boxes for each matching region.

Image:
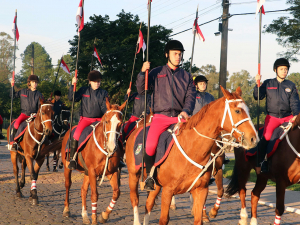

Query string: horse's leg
[10,152,22,197]
[170,196,176,210]
[46,154,50,171]
[273,178,287,225]
[239,183,249,225]
[191,186,208,225]
[24,155,38,205]
[129,172,141,225]
[99,172,121,223]
[250,175,268,225]
[81,175,91,224]
[28,157,45,205]
[209,168,224,219]
[53,151,58,172]
[144,185,162,225]
[19,156,27,189]
[89,170,98,225]
[63,167,72,217]
[158,187,173,225]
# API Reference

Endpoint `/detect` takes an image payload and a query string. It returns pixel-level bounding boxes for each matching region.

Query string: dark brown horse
[7,98,54,205]
[126,87,258,225]
[61,99,126,224]
[225,118,300,225]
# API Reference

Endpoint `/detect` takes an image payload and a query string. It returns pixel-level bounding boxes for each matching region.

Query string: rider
[9,75,44,151]
[0,114,5,139]
[192,75,214,115]
[136,40,196,191]
[67,70,108,170]
[254,58,300,173]
[123,87,151,134]
[50,90,69,118]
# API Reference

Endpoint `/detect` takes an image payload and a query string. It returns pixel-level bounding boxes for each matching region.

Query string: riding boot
[0,123,5,139]
[119,158,126,168]
[11,128,18,151]
[258,137,269,173]
[68,138,78,170]
[144,152,155,191]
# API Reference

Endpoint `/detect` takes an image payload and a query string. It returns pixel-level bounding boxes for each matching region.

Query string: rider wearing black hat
[192,75,215,115]
[136,40,196,191]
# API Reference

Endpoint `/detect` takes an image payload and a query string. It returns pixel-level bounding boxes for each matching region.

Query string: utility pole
[31,44,34,75]
[218,0,229,98]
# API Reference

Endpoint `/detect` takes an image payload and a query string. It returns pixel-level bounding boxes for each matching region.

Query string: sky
[0,0,296,82]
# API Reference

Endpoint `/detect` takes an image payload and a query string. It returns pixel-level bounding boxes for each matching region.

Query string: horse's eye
[42,112,45,115]
[235,109,241,114]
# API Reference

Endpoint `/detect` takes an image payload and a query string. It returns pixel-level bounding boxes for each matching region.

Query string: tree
[264,0,300,61]
[68,10,172,104]
[0,32,14,83]
[182,58,199,74]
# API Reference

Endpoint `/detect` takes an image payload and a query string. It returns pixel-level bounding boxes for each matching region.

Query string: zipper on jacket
[171,71,174,117]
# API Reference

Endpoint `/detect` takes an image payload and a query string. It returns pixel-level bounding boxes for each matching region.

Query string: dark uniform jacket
[124,92,151,118]
[136,65,196,117]
[11,88,43,116]
[192,91,215,115]
[253,78,300,118]
[68,86,108,118]
[52,99,69,117]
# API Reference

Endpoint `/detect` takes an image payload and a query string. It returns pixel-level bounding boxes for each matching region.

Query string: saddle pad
[65,121,100,154]
[124,120,139,140]
[9,120,29,145]
[245,122,289,160]
[133,124,175,170]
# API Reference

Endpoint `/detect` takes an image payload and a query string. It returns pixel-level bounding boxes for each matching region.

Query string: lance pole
[9,9,17,149]
[189,6,198,74]
[123,23,143,123]
[140,0,151,190]
[50,56,63,99]
[90,38,96,71]
[256,8,262,168]
[68,1,84,160]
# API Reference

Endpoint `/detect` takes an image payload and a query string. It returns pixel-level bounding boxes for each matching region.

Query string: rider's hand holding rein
[141,61,151,72]
[180,111,189,120]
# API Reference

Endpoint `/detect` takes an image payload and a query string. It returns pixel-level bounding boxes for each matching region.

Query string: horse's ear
[220,85,232,99]
[119,100,127,112]
[235,86,242,97]
[39,97,44,105]
[106,97,111,111]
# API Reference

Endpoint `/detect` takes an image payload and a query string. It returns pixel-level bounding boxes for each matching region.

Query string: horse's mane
[292,113,300,130]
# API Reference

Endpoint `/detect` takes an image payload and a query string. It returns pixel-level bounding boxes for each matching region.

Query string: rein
[53,110,70,138]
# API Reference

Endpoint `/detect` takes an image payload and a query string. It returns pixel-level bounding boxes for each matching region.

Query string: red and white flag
[93,45,103,67]
[60,58,70,74]
[76,0,84,32]
[255,0,265,17]
[193,19,205,42]
[137,30,146,60]
[12,15,19,41]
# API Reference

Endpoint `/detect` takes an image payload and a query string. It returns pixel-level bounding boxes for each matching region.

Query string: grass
[223,159,300,191]
[2,128,7,139]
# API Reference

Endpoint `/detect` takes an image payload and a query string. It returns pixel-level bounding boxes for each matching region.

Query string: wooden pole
[50,56,63,99]
[189,6,198,74]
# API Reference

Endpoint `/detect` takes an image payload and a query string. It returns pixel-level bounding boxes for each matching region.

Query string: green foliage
[0,32,14,84]
[182,58,200,74]
[264,0,300,61]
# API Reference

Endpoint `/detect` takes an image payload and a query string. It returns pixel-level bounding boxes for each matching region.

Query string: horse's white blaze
[107,114,120,151]
[250,217,258,225]
[133,206,141,225]
[143,212,151,225]
[82,206,88,218]
[237,102,260,141]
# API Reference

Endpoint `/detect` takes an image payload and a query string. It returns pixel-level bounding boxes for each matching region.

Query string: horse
[7,98,54,205]
[225,118,300,225]
[126,86,258,225]
[45,108,70,172]
[61,99,127,224]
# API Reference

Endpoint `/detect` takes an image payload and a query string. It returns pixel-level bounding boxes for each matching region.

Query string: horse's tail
[225,161,240,196]
[41,138,63,157]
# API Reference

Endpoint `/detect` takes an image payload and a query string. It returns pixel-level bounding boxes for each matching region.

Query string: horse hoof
[209,211,217,219]
[59,163,63,169]
[170,204,176,211]
[32,198,39,205]
[63,210,70,217]
[16,192,23,198]
[46,166,50,172]
[98,213,108,224]
[203,217,210,223]
[83,217,91,224]
[19,182,25,189]
[28,196,32,202]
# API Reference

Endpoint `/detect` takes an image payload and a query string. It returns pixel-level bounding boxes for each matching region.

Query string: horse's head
[37,98,54,136]
[220,86,258,149]
[102,98,127,152]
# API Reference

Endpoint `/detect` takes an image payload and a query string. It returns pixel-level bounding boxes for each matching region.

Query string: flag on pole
[61,59,70,74]
[93,45,103,67]
[256,0,265,17]
[12,15,19,41]
[76,0,84,32]
[192,19,205,42]
[147,0,152,9]
[137,30,146,60]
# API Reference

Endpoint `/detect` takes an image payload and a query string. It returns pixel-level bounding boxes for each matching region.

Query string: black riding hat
[273,58,290,71]
[164,40,185,55]
[54,90,61,96]
[27,75,39,82]
[88,70,102,81]
[194,75,208,84]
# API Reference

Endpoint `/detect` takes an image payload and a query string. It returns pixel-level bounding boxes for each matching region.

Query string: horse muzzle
[241,135,258,150]
[44,128,53,136]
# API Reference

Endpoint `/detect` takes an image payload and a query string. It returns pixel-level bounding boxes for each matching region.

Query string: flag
[193,19,205,42]
[256,0,265,17]
[12,15,19,41]
[60,58,70,74]
[76,0,84,32]
[147,0,152,9]
[93,45,103,67]
[137,30,146,60]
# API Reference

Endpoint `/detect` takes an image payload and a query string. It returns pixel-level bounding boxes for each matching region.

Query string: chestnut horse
[7,98,54,205]
[61,99,126,224]
[225,118,300,225]
[126,86,258,225]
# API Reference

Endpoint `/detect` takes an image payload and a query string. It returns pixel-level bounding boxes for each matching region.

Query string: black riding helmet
[164,40,185,56]
[273,58,290,72]
[88,70,102,81]
[194,75,208,84]
[54,90,61,96]
[27,75,39,82]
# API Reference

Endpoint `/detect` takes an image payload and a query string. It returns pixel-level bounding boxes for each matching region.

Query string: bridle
[33,104,53,135]
[53,109,70,137]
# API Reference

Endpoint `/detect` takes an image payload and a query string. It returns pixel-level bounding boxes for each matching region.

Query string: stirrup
[144,176,156,191]
[68,159,77,170]
[261,160,269,173]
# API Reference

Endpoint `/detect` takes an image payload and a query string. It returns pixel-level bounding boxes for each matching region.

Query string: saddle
[9,117,35,145]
